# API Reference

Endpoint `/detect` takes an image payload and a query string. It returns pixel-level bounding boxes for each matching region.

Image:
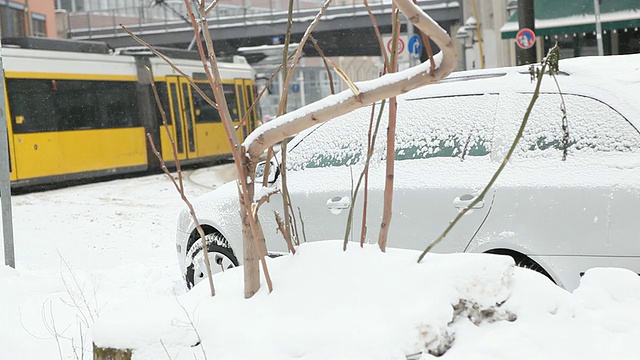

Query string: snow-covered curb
[92,241,640,360]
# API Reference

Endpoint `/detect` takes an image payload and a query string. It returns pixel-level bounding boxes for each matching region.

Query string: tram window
[95,81,139,128]
[7,79,140,133]
[154,82,172,125]
[192,85,221,123]
[6,79,59,133]
[223,84,239,122]
[56,80,98,130]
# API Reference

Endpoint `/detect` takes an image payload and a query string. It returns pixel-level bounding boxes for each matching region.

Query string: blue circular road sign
[408,34,422,56]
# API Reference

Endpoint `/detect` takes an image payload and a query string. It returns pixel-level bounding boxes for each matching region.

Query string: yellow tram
[2,40,258,187]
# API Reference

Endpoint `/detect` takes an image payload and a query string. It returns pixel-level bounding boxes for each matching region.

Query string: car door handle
[327,196,351,215]
[453,194,484,209]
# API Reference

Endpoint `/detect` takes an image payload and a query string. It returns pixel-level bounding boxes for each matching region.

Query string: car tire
[486,249,556,284]
[185,230,239,289]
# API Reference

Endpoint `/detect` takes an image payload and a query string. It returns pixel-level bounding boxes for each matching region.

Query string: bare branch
[185,0,274,295]
[309,34,335,94]
[377,5,400,252]
[244,0,457,164]
[277,0,333,116]
[297,207,308,244]
[251,188,281,217]
[205,0,220,15]
[327,57,361,100]
[147,134,215,296]
[364,0,389,72]
[274,211,297,254]
[120,25,218,110]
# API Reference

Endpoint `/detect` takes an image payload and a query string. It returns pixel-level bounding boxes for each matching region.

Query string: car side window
[505,93,640,157]
[395,94,498,160]
[287,105,377,170]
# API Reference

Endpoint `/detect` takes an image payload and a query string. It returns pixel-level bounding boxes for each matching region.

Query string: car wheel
[185,230,239,289]
[485,249,556,284]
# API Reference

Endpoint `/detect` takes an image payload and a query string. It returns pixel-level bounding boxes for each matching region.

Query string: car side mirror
[255,161,279,184]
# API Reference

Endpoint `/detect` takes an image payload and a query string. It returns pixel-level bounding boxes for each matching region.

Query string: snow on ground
[2,163,640,360]
[0,164,235,360]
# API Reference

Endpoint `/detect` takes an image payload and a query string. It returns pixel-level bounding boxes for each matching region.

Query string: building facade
[1,0,56,38]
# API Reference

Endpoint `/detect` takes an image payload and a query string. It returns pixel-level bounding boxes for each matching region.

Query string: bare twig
[147,68,215,296]
[120,25,218,109]
[327,57,361,100]
[361,100,385,247]
[274,211,297,254]
[279,0,296,113]
[309,34,335,94]
[148,134,215,295]
[159,339,176,360]
[251,188,281,218]
[413,0,436,72]
[277,0,333,116]
[297,207,308,243]
[185,0,273,295]
[418,44,561,262]
[175,298,208,360]
[377,6,400,252]
[244,0,457,164]
[343,100,386,250]
[364,0,389,72]
[552,74,570,161]
[205,0,220,15]
[279,140,294,247]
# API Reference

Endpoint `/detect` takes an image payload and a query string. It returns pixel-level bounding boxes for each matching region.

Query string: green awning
[501,0,640,39]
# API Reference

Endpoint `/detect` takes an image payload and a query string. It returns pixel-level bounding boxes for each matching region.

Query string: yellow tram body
[1,43,257,187]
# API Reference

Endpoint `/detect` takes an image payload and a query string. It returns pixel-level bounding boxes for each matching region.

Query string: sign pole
[594,0,604,56]
[0,36,15,269]
[517,0,536,65]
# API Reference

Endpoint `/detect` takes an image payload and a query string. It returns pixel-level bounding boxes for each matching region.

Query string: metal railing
[67,0,458,39]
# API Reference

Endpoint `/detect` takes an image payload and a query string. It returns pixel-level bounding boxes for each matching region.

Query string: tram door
[243,79,258,134]
[2,81,17,181]
[165,76,198,160]
[233,80,247,141]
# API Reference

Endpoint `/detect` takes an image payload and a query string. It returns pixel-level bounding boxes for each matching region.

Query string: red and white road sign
[516,28,536,50]
[386,36,406,55]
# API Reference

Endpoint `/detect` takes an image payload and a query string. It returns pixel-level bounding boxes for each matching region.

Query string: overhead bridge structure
[69,0,461,60]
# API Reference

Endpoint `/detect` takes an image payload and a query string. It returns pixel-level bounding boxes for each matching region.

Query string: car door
[481,92,630,259]
[260,104,386,249]
[388,93,499,253]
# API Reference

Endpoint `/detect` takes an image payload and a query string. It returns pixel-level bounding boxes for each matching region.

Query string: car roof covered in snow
[400,53,640,127]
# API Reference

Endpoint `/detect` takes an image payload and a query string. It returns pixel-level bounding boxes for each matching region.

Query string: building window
[58,0,85,12]
[0,5,26,38]
[32,17,46,37]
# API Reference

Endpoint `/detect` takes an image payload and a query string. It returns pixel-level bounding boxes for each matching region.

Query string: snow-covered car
[177,54,640,291]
